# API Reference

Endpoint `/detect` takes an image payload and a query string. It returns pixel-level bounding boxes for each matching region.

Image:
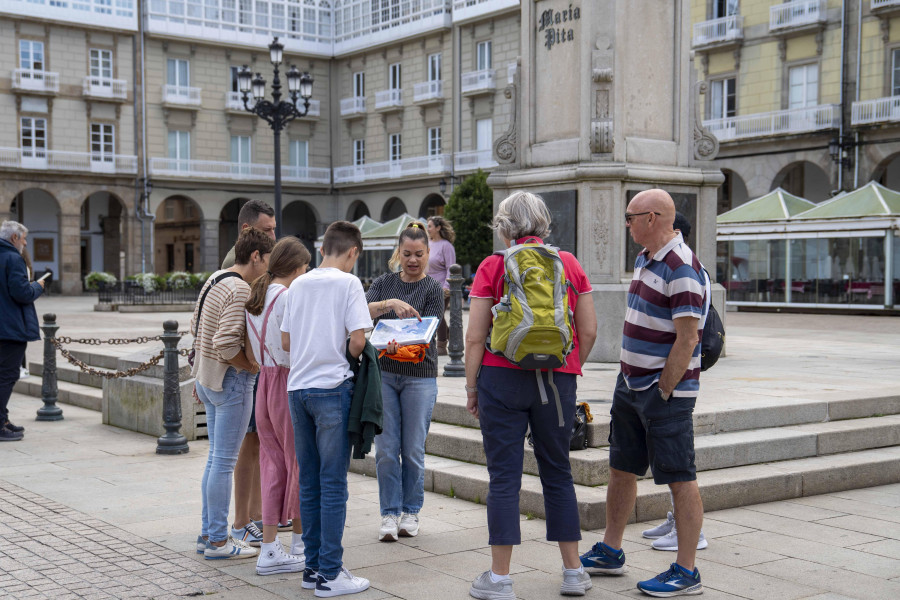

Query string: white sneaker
[19,368,29,380]
[560,567,592,596]
[195,535,209,554]
[398,513,419,537]
[315,567,370,597]
[642,511,675,539]
[379,514,399,542]
[651,525,708,551]
[256,542,305,575]
[204,536,259,560]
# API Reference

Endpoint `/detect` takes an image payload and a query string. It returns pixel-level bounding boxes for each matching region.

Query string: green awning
[717,188,816,223]
[353,215,382,235]
[362,214,423,239]
[792,180,900,219]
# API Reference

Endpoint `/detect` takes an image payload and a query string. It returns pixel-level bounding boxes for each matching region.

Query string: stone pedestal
[487,0,725,361]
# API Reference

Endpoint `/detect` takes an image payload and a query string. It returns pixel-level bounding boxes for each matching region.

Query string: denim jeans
[196,367,255,543]
[288,379,353,580]
[375,372,438,516]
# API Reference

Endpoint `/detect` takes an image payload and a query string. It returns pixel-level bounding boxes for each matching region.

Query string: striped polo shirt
[621,233,708,398]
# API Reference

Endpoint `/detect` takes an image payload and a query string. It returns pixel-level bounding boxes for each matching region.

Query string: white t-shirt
[246,283,291,369]
[281,267,373,391]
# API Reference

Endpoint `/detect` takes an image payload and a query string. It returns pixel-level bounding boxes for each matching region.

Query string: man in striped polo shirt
[580,189,708,598]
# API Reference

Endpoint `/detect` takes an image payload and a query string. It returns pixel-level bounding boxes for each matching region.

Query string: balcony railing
[851,96,900,125]
[340,96,367,116]
[374,89,403,110]
[149,157,331,184]
[0,147,137,174]
[769,0,827,33]
[454,149,497,172]
[461,69,495,95]
[162,84,202,107]
[871,0,900,11]
[452,0,520,23]
[414,81,443,103]
[704,104,840,142]
[333,154,451,184]
[692,15,744,48]
[11,69,59,94]
[82,77,128,100]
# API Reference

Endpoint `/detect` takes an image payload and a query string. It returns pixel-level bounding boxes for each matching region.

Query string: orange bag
[378,344,430,364]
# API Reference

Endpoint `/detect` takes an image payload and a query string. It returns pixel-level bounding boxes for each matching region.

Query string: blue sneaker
[637,563,702,597]
[196,535,209,554]
[579,541,627,574]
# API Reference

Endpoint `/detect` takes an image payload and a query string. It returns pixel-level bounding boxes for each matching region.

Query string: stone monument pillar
[488,0,725,361]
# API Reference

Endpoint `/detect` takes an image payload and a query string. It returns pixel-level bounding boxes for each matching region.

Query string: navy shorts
[607,372,696,485]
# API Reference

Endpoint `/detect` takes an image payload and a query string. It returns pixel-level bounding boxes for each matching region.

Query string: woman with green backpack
[464,191,598,600]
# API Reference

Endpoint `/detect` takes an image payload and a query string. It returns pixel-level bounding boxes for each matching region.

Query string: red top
[469,237,593,376]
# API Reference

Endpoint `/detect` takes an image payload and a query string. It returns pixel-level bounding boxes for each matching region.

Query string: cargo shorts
[607,372,697,485]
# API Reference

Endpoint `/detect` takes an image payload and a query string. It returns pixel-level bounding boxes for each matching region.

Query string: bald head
[630,189,675,229]
[626,189,679,254]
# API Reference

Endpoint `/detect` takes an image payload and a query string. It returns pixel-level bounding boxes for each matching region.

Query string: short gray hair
[0,220,27,242]
[492,191,551,242]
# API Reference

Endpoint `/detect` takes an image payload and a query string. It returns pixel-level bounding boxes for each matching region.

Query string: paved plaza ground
[2,297,900,599]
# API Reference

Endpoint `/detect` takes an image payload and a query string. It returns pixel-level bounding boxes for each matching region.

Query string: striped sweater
[190,270,251,391]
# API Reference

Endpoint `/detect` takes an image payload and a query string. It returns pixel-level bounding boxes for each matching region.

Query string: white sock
[292,533,305,548]
[260,540,280,551]
[490,571,511,583]
[564,566,585,574]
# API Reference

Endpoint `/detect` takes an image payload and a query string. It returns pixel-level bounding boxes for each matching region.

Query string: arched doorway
[381,197,407,221]
[873,153,900,190]
[155,196,202,274]
[283,200,319,256]
[219,198,251,264]
[10,189,61,290]
[771,161,831,202]
[717,170,750,214]
[79,192,127,286]
[419,193,445,218]
[347,200,370,221]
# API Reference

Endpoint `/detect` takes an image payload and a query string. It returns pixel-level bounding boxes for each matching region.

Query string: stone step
[348,445,900,530]
[420,415,900,487]
[13,377,103,412]
[29,361,104,390]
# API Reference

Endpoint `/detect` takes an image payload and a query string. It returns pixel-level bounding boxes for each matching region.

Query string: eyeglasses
[624,211,661,223]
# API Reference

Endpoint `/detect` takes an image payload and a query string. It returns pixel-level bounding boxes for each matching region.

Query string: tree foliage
[443,169,494,269]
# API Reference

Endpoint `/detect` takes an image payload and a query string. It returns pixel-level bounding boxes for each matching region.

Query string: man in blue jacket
[0,220,44,441]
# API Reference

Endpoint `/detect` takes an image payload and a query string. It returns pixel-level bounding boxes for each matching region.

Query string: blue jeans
[376,372,438,516]
[288,379,353,580]
[197,367,255,543]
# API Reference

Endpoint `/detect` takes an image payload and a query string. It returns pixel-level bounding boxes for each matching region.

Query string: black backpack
[526,402,592,451]
[700,269,724,371]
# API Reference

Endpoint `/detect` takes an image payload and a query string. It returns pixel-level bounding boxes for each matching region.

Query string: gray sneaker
[560,568,592,596]
[470,571,515,600]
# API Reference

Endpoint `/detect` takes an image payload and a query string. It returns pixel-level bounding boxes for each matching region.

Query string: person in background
[192,227,273,560]
[19,247,33,380]
[425,216,456,356]
[222,200,277,547]
[0,221,44,442]
[365,222,444,542]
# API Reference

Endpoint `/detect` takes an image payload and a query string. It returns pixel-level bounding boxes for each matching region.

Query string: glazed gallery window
[788,63,818,109]
[353,138,365,165]
[428,127,441,156]
[89,49,113,83]
[20,117,46,158]
[19,40,44,71]
[90,123,115,162]
[476,40,492,71]
[709,78,736,120]
[389,133,401,162]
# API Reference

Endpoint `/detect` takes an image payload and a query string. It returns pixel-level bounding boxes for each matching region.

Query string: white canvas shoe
[256,542,305,575]
[315,567,370,597]
[203,536,258,560]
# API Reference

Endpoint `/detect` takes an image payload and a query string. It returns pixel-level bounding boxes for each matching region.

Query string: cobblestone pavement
[0,481,248,599]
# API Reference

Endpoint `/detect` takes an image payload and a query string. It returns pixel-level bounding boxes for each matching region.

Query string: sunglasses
[624,211,661,223]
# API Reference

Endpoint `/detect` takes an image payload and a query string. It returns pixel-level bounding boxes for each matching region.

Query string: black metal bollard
[36,313,63,421]
[156,320,189,455]
[443,264,465,377]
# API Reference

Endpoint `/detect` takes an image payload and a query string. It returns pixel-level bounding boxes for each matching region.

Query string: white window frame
[428,53,442,82]
[476,40,492,71]
[428,127,441,156]
[788,63,818,109]
[290,139,309,168]
[21,117,47,158]
[89,49,113,84]
[389,133,401,162]
[167,130,190,161]
[892,48,900,97]
[353,71,365,97]
[709,77,736,119]
[230,135,252,164]
[712,0,739,19]
[476,118,492,151]
[19,40,44,71]
[389,62,401,90]
[230,66,242,92]
[167,58,190,87]
[353,138,365,165]
[90,123,115,162]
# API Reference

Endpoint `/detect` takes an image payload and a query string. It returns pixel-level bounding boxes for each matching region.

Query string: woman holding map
[365,222,445,543]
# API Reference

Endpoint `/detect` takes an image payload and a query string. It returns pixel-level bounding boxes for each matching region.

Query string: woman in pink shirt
[425,216,456,355]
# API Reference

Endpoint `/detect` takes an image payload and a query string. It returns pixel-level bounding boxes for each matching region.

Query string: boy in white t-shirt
[280,221,373,598]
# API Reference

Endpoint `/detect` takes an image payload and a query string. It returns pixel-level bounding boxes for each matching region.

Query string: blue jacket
[0,238,43,342]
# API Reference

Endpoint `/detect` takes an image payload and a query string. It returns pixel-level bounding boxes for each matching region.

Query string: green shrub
[84,271,117,290]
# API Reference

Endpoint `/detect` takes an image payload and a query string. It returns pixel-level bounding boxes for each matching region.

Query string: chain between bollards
[156,320,189,455]
[443,264,465,377]
[36,313,63,421]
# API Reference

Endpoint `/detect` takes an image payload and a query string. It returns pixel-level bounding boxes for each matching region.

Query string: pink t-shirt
[469,237,593,376]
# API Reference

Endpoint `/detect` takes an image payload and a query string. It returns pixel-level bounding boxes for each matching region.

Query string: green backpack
[486,238,575,426]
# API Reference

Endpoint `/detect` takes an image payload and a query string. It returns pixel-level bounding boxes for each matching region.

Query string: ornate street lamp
[238,37,314,238]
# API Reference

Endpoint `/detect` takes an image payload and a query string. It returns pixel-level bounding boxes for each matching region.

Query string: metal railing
[769,0,827,32]
[461,69,495,94]
[692,15,744,47]
[703,104,840,142]
[851,96,900,125]
[454,149,497,172]
[0,147,137,173]
[82,77,128,99]
[375,89,403,109]
[414,80,443,102]
[149,157,331,184]
[162,84,202,106]
[871,0,900,10]
[334,154,451,183]
[340,96,367,115]
[225,91,255,111]
[452,0,519,23]
[12,69,60,93]
[97,282,202,306]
